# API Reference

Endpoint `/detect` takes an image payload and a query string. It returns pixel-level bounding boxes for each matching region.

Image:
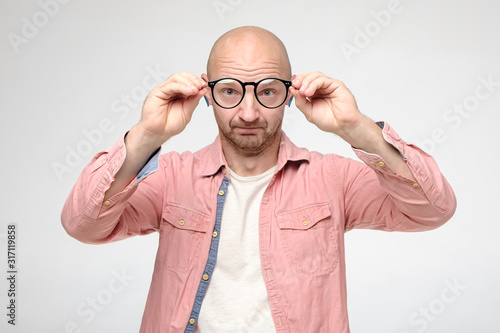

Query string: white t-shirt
[196,166,276,332]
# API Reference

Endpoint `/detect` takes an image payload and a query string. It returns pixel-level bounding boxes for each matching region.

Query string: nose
[237,86,260,123]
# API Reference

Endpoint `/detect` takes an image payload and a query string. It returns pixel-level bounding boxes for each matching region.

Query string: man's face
[204,33,291,155]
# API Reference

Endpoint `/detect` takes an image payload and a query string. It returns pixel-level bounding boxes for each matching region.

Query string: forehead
[211,57,289,81]
[208,33,290,80]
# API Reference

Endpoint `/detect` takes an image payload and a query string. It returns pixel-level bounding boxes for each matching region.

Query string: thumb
[290,87,312,121]
[183,87,209,117]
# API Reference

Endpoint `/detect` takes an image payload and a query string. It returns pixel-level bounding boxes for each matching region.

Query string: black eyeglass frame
[208,77,292,109]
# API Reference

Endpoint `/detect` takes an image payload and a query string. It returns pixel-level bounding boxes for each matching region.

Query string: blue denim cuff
[135,148,160,184]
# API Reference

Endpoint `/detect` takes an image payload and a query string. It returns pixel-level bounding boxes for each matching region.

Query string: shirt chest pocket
[276,203,339,275]
[157,203,212,272]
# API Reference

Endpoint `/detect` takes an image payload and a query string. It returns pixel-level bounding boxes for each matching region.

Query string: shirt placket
[184,177,229,332]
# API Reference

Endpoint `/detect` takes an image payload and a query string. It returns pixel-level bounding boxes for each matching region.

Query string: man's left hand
[290,72,364,140]
[291,72,416,180]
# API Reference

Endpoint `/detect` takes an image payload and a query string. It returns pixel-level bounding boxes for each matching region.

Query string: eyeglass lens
[212,79,288,108]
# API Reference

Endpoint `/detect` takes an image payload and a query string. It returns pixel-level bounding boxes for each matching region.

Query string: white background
[1,0,499,332]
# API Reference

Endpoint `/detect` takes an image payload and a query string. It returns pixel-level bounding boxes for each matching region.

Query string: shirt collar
[200,135,227,177]
[199,131,310,177]
[276,131,311,171]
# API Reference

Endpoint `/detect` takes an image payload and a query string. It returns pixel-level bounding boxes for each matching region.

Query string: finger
[294,72,324,95]
[301,75,335,97]
[292,72,315,90]
[152,83,194,101]
[157,73,206,97]
[156,81,207,101]
[174,72,207,90]
[169,72,205,85]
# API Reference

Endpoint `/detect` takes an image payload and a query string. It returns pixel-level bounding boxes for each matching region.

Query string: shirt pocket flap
[162,203,211,233]
[276,203,332,230]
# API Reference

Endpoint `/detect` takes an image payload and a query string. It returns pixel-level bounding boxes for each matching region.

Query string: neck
[221,131,282,177]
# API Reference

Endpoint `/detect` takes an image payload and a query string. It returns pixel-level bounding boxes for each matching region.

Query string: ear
[201,73,212,107]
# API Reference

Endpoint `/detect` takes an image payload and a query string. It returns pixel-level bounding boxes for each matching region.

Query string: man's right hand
[104,73,208,199]
[136,72,208,150]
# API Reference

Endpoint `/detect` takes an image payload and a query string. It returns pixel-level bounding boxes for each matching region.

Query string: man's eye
[262,89,275,96]
[223,89,235,95]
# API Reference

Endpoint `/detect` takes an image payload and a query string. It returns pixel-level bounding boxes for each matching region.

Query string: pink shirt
[61,123,456,332]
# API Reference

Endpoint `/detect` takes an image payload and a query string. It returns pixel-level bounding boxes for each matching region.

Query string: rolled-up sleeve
[344,122,456,232]
[61,133,162,244]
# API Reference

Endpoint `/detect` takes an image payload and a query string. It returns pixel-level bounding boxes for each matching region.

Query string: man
[62,26,456,332]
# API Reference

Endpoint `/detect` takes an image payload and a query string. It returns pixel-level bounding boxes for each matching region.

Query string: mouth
[234,126,262,134]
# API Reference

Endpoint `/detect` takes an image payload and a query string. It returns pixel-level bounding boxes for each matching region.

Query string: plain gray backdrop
[1,0,499,332]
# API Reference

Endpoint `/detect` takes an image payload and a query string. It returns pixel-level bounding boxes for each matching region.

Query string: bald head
[206,26,292,79]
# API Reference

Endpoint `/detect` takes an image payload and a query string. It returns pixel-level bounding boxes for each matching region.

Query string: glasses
[208,77,292,109]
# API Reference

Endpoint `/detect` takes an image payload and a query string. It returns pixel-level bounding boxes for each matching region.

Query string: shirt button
[378,161,385,167]
[412,183,419,188]
[369,162,375,167]
[218,190,225,196]
[222,168,227,175]
[189,318,196,325]
[212,231,218,238]
[103,200,111,206]
[202,274,209,281]
[179,219,185,226]
[302,220,309,226]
